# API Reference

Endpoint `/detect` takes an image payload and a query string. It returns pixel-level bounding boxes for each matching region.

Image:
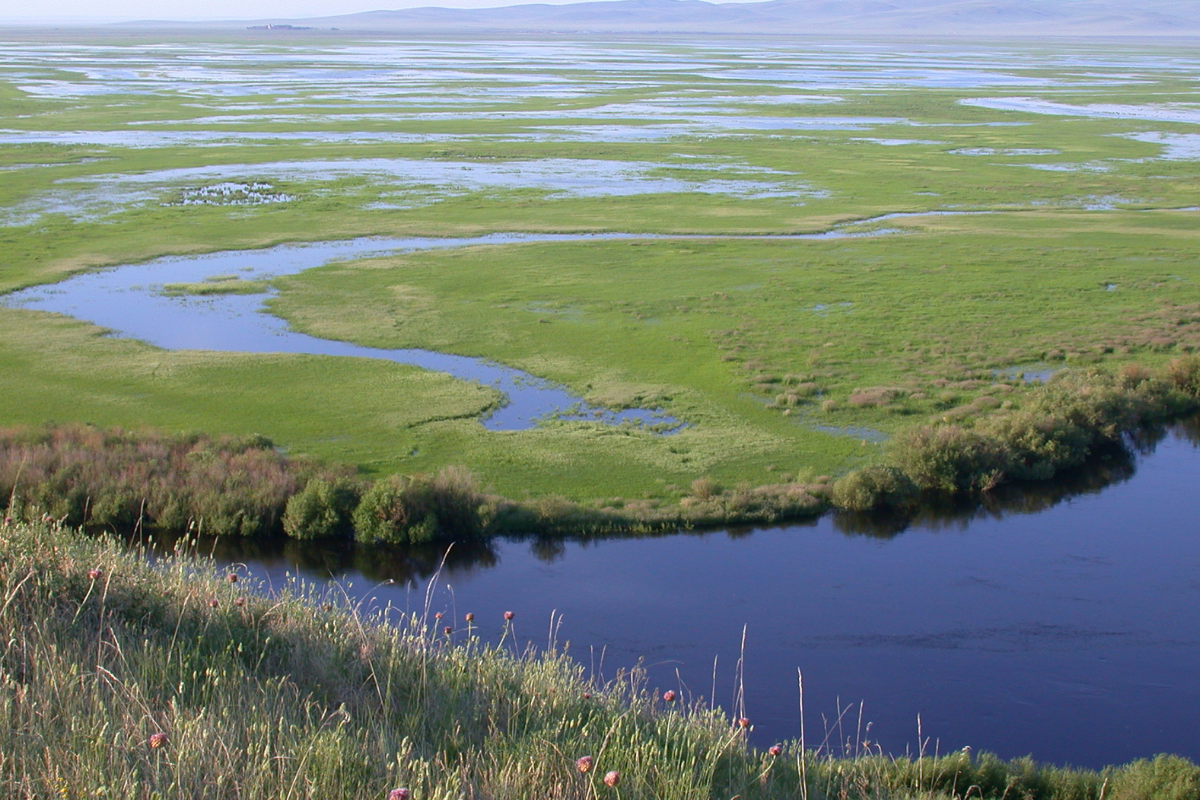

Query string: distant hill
[158,0,1200,37]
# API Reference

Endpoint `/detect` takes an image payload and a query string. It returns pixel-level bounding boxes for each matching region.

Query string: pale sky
[1,0,762,25]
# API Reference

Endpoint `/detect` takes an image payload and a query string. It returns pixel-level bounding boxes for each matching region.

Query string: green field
[2,35,1199,503]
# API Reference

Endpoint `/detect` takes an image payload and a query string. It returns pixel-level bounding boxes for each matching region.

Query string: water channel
[142,422,1200,770]
[3,229,889,430]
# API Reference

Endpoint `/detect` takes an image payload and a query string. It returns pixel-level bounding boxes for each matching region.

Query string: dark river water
[155,421,1200,769]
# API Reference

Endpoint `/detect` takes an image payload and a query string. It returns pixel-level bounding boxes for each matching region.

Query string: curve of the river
[144,420,1200,770]
[3,226,903,431]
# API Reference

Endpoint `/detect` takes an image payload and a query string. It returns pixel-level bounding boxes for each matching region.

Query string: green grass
[1,36,1199,504]
[160,276,271,296]
[2,518,1198,799]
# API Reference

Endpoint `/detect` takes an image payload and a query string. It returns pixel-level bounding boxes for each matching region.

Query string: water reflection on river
[146,419,1200,768]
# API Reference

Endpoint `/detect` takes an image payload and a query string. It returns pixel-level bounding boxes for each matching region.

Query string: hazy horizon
[0,0,764,26]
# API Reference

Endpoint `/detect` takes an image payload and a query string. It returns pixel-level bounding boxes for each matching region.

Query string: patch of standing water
[1119,132,1200,161]
[809,423,888,443]
[994,364,1056,383]
[959,97,1200,125]
[3,157,821,226]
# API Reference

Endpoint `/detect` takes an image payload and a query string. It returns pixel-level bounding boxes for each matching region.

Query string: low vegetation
[0,423,826,541]
[1,519,1198,799]
[4,356,1199,542]
[833,356,1200,511]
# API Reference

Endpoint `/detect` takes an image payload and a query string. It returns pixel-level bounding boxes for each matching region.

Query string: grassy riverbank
[5,356,1199,541]
[1,518,1197,800]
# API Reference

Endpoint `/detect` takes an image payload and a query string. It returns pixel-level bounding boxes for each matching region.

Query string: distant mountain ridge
[188,0,1200,36]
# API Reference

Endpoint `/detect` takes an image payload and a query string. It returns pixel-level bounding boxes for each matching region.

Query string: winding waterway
[145,421,1200,770]
[3,228,889,430]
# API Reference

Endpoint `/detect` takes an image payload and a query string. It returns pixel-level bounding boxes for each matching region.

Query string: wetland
[2,32,1199,772]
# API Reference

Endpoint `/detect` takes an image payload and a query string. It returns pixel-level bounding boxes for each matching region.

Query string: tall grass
[0,520,1196,799]
[0,424,829,541]
[0,424,341,535]
[832,358,1200,511]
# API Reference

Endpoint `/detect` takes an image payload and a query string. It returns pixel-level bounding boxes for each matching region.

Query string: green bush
[283,478,360,540]
[830,465,918,511]
[889,424,1011,493]
[353,467,484,545]
[1108,755,1200,800]
[1166,355,1200,398]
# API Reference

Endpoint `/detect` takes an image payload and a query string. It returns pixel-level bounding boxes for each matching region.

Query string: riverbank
[1,518,1196,799]
[4,358,1200,541]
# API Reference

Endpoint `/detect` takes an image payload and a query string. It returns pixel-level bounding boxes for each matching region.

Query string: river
[143,421,1200,769]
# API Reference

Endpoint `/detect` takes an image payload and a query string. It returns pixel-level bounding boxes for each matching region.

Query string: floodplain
[2,37,1199,502]
[3,32,1200,777]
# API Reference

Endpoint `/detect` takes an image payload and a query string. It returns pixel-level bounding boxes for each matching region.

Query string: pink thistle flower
[603,770,620,787]
[434,612,442,620]
[443,626,452,635]
[234,597,246,607]
[208,599,219,608]
[87,568,103,581]
[227,573,238,583]
[768,744,783,757]
[576,755,593,773]
[583,692,591,699]
[503,610,514,621]
[662,690,677,703]
[464,612,474,622]
[148,732,168,749]
[737,718,751,729]
[387,789,410,800]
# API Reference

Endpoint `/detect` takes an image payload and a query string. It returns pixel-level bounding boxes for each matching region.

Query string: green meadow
[1,36,1199,503]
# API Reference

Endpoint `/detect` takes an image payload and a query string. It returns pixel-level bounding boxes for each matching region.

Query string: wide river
[154,421,1200,770]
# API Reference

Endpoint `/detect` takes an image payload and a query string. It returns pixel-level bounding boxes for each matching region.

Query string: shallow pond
[152,422,1200,769]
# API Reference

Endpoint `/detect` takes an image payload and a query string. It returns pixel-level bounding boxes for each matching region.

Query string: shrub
[283,478,360,540]
[0,424,347,536]
[1107,754,1200,800]
[1166,355,1200,398]
[848,386,906,408]
[353,467,484,545]
[830,465,918,511]
[890,424,1011,493]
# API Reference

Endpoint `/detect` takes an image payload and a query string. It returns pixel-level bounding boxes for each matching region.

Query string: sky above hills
[4,0,1197,36]
[7,0,758,24]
